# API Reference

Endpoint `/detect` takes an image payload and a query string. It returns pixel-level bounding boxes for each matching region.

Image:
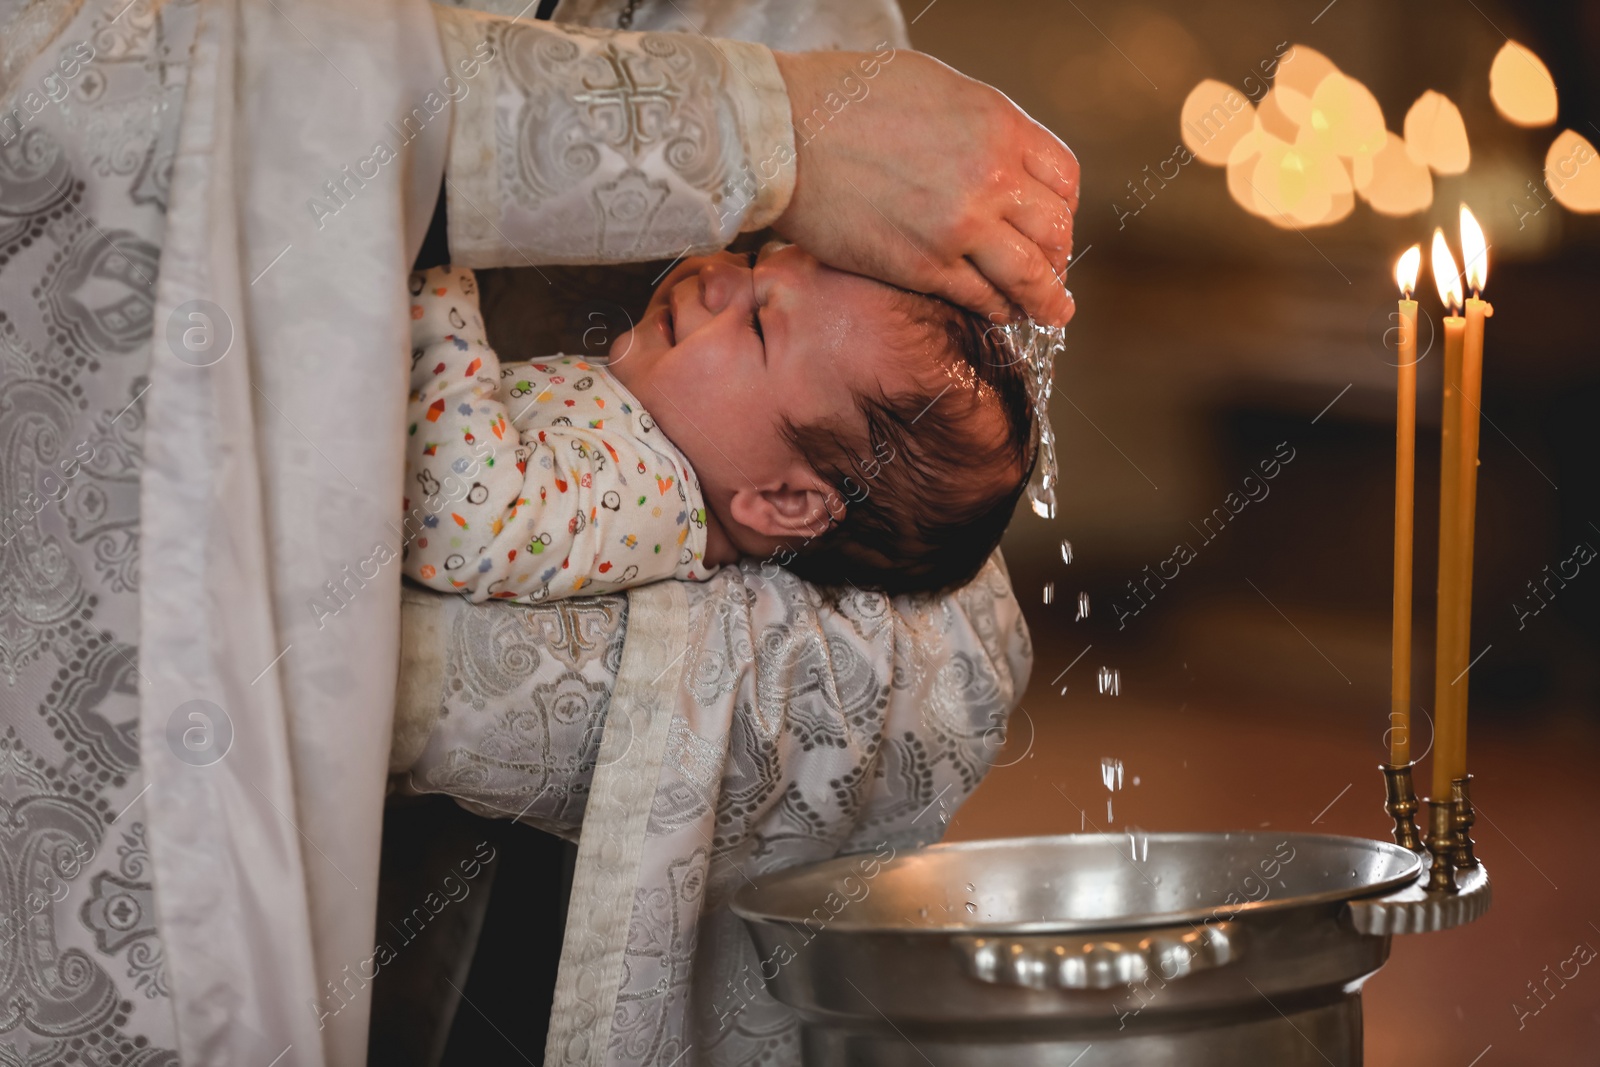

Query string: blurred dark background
[935,0,1600,716]
[916,1,1600,1063]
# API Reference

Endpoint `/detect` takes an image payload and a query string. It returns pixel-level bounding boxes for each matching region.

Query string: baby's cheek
[676,358,743,413]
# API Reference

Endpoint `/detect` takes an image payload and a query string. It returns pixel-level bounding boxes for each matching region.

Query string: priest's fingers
[920,257,1014,325]
[965,224,1075,327]
[1023,133,1080,216]
[1004,179,1074,281]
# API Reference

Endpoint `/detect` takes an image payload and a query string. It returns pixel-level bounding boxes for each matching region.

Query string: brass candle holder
[1450,774,1478,869]
[1423,797,1458,894]
[1380,762,1423,851]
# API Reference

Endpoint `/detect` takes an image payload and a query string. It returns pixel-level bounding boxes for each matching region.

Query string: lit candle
[1447,206,1491,788]
[1390,244,1422,768]
[1429,228,1467,801]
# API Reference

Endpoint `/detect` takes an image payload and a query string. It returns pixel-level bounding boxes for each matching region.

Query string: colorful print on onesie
[402,265,713,603]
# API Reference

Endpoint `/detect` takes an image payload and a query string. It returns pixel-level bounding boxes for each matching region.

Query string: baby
[401,244,1036,603]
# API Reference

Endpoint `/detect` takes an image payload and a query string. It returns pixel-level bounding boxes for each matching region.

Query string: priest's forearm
[432,6,794,267]
[428,7,1078,326]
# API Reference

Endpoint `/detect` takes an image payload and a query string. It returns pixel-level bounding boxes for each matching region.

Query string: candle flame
[1460,203,1488,295]
[1430,227,1463,312]
[1395,244,1422,298]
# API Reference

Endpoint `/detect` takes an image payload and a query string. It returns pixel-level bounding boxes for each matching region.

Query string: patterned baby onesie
[402,266,713,602]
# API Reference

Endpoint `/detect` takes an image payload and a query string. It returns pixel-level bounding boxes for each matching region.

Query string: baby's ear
[728,478,841,541]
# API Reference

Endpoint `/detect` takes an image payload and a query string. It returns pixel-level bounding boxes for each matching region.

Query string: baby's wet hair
[779,290,1038,596]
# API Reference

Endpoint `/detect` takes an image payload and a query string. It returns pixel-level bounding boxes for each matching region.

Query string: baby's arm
[401,267,526,598]
[403,269,712,602]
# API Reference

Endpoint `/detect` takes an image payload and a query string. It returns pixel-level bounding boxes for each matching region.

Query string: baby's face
[608,245,927,531]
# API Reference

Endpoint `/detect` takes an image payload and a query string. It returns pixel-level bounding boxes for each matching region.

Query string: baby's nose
[698,257,754,315]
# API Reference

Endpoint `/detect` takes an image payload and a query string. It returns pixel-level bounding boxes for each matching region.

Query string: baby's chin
[603,327,644,385]
[603,326,632,364]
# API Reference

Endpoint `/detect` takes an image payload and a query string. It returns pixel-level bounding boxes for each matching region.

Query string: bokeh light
[1307,72,1387,158]
[1353,131,1434,216]
[1488,40,1558,126]
[1225,126,1271,217]
[1273,43,1338,99]
[1256,87,1307,141]
[1179,37,1578,228]
[1403,91,1471,175]
[1224,123,1357,230]
[1252,137,1329,226]
[1180,79,1254,165]
[1544,129,1600,212]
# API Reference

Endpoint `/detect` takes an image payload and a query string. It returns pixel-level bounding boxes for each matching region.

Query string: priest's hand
[771,48,1078,327]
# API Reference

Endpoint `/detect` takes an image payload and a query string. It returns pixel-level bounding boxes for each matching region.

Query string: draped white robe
[0,1,1027,1064]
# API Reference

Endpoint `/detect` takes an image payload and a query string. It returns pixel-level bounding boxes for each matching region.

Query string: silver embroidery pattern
[415,594,627,833]
[404,555,1030,1065]
[0,0,193,1059]
[494,18,737,259]
[439,4,795,267]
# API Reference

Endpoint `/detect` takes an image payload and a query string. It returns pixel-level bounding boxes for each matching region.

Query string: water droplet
[1059,685,1069,695]
[918,907,929,918]
[1131,776,1141,786]
[1100,757,1124,791]
[1043,582,1055,605]
[965,901,978,914]
[1029,495,1057,520]
[1075,591,1090,621]
[1097,666,1121,696]
[1060,540,1074,565]
[965,882,975,893]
